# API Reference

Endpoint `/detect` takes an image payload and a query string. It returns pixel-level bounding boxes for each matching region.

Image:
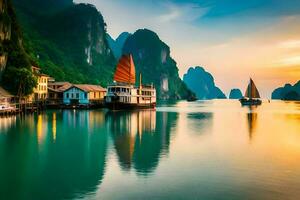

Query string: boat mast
[249,78,253,100]
[139,73,142,95]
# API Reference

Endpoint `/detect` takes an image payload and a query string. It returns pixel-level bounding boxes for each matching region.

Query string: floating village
[0,54,157,116]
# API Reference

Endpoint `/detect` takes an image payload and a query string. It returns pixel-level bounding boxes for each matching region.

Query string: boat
[105,54,156,110]
[239,78,262,106]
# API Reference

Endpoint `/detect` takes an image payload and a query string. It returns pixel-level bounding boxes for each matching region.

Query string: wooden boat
[240,78,262,106]
[105,54,156,110]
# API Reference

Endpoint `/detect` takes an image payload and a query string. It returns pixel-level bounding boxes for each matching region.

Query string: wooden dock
[0,101,45,117]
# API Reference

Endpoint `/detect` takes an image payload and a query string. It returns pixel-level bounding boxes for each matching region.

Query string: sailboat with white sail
[239,78,262,106]
[105,54,156,110]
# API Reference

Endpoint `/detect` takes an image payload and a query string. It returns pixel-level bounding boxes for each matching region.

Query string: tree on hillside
[1,0,37,97]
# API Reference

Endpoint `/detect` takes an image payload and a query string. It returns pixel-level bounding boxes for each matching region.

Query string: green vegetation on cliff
[122,29,193,99]
[7,1,194,100]
[1,0,36,96]
[12,0,116,86]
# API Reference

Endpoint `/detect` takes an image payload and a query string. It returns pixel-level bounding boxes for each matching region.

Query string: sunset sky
[75,0,300,98]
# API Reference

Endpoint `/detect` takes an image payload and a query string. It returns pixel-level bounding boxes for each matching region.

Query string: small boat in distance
[239,78,262,106]
[105,54,156,110]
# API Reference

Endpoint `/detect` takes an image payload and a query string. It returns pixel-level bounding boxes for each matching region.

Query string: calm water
[1,100,300,200]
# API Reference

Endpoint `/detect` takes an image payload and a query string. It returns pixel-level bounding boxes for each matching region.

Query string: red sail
[113,54,136,84]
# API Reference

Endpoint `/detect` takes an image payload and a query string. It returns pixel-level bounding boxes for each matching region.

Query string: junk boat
[105,54,156,110]
[240,78,262,106]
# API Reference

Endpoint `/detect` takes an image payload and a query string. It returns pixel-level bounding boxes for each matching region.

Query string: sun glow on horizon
[76,0,300,97]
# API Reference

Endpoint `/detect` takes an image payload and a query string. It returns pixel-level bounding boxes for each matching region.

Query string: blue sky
[75,0,300,97]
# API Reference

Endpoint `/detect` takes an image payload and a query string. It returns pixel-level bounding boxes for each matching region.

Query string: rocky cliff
[229,88,243,99]
[0,0,36,95]
[0,0,10,72]
[272,81,300,100]
[12,0,116,86]
[183,66,226,99]
[122,29,193,100]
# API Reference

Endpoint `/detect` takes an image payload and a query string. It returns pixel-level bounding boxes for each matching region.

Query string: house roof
[48,82,72,93]
[31,66,50,77]
[0,86,13,98]
[39,74,50,77]
[71,84,106,92]
[48,82,71,86]
[58,84,73,92]
[48,77,55,82]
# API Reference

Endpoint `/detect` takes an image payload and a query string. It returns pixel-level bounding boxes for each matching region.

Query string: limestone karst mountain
[122,29,193,99]
[183,66,226,99]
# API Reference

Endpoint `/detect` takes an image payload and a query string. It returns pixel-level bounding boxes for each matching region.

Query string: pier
[0,101,45,117]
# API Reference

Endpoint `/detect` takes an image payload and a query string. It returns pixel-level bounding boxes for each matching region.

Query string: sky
[75,0,300,98]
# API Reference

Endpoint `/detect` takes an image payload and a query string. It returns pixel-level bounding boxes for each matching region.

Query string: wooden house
[47,81,72,105]
[63,84,106,106]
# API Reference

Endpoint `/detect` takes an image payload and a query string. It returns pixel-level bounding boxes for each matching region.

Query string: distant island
[272,81,300,100]
[229,89,243,99]
[2,0,298,102]
[183,66,226,99]
[107,32,131,59]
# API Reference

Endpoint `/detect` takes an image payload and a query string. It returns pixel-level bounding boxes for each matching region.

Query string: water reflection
[0,110,108,200]
[187,112,213,134]
[246,106,258,141]
[106,110,178,175]
[0,115,16,132]
[52,112,56,142]
[1,101,300,200]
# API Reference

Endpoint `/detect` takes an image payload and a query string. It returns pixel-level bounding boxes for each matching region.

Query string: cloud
[158,2,208,23]
[75,0,300,98]
[278,39,300,49]
[277,56,300,67]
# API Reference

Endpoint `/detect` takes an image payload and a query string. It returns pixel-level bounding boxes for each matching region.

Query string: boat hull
[105,102,156,110]
[239,98,262,106]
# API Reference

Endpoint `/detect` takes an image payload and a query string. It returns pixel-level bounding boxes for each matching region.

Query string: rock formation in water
[12,0,115,86]
[272,81,300,100]
[122,29,194,100]
[107,32,131,59]
[229,88,243,99]
[183,66,226,99]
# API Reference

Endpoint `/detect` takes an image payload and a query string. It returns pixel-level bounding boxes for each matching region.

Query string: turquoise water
[1,100,300,200]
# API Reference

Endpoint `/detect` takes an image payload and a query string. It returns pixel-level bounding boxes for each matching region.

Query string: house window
[76,93,79,99]
[66,93,69,98]
[84,93,87,99]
